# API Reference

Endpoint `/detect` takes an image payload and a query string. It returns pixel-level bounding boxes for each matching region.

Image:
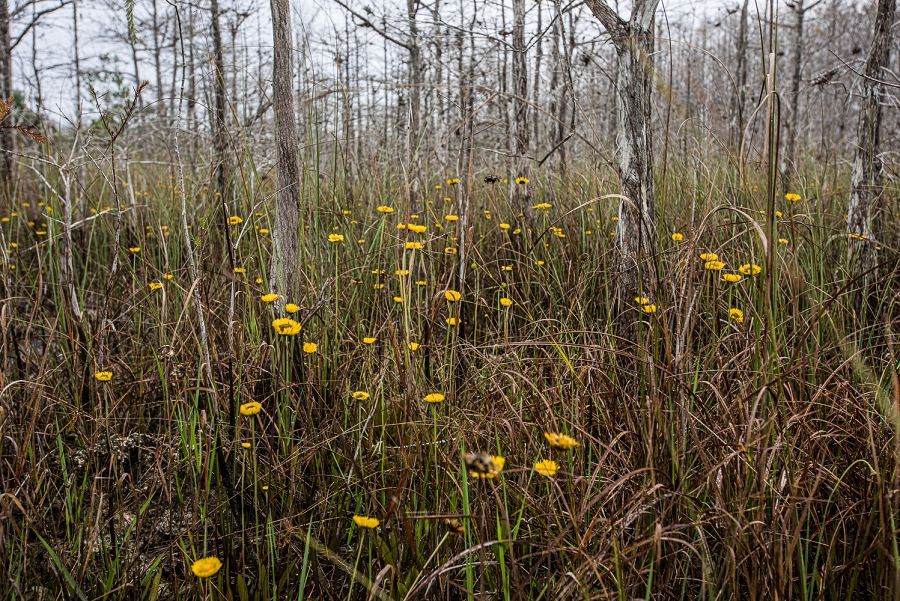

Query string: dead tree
[846,0,896,300]
[512,0,531,214]
[584,0,660,344]
[269,0,304,304]
[210,0,229,191]
[784,0,823,179]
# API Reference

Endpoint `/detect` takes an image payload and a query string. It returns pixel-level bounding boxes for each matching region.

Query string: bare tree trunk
[73,0,82,106]
[785,0,819,179]
[406,0,421,156]
[269,0,303,304]
[533,0,542,144]
[0,0,14,183]
[846,0,895,296]
[210,0,229,191]
[512,0,531,215]
[585,0,659,346]
[151,0,166,123]
[731,0,749,142]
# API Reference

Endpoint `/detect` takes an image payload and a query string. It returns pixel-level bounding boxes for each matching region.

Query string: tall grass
[0,112,899,600]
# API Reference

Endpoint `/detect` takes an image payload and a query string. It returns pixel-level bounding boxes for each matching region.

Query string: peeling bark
[269,0,304,304]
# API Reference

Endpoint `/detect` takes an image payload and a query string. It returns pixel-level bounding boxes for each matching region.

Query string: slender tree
[269,0,304,304]
[583,0,660,343]
[846,0,896,294]
[512,0,531,214]
[0,0,13,182]
[210,0,229,191]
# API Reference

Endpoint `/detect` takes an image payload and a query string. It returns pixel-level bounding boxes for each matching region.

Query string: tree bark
[0,0,14,183]
[512,0,531,215]
[406,0,421,154]
[731,0,749,142]
[210,0,229,191]
[584,0,659,345]
[268,0,303,304]
[846,0,895,292]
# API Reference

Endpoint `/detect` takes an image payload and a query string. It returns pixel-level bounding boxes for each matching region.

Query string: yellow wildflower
[642,304,658,313]
[328,234,344,242]
[671,233,683,241]
[515,177,529,185]
[406,241,424,250]
[285,303,300,313]
[785,193,801,202]
[424,393,445,403]
[228,216,242,225]
[738,264,762,275]
[722,273,743,283]
[704,261,725,271]
[409,342,420,351]
[149,282,163,290]
[445,290,461,302]
[362,337,377,344]
[353,515,379,528]
[699,253,718,261]
[534,460,559,477]
[261,293,278,302]
[729,308,744,323]
[272,318,302,336]
[352,391,370,400]
[544,432,579,449]
[239,401,262,416]
[191,557,222,578]
[128,247,141,253]
[94,371,113,382]
[376,206,394,213]
[500,297,513,307]
[303,342,317,354]
[446,317,459,326]
[408,224,427,233]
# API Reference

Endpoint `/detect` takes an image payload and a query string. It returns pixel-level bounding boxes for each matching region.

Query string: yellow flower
[228,216,243,225]
[499,223,510,230]
[342,209,352,215]
[272,318,302,336]
[393,296,403,303]
[729,308,744,323]
[256,277,263,283]
[699,253,718,261]
[634,296,649,305]
[544,432,579,449]
[775,211,783,218]
[328,234,344,243]
[163,273,174,280]
[469,455,506,479]
[535,260,545,266]
[778,238,789,244]
[409,342,420,351]
[445,247,457,254]
[416,280,427,286]
[362,337,377,344]
[515,177,529,184]
[424,393,445,403]
[406,241,424,250]
[35,230,47,236]
[352,391,370,401]
[285,303,300,313]
[532,203,552,210]
[191,557,222,578]
[447,178,459,185]
[241,442,251,449]
[261,293,278,302]
[446,317,459,326]
[397,223,407,230]
[671,233,683,241]
[234,267,246,273]
[303,342,317,354]
[149,282,163,290]
[500,265,512,272]
[94,371,113,382]
[738,264,762,275]
[704,261,725,271]
[722,273,743,283]
[374,283,385,289]
[353,515,379,528]
[239,401,263,416]
[445,214,459,222]
[642,304,658,314]
[408,224,427,233]
[785,193,801,202]
[376,205,394,213]
[534,459,559,477]
[445,290,461,302]
[513,228,521,234]
[129,247,141,253]
[500,297,513,307]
